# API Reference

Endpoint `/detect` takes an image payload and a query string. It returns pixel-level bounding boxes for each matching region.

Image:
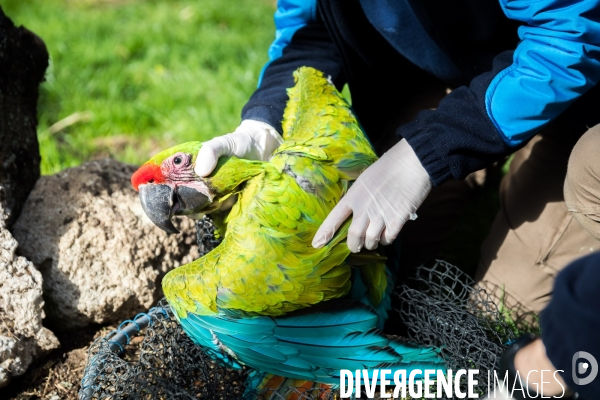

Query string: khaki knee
[564,124,600,239]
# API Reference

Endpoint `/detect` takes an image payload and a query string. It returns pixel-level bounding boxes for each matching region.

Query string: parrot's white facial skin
[162,151,214,197]
[163,151,242,216]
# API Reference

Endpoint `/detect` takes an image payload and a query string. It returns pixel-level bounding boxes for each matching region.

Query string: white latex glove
[195,119,283,177]
[312,139,432,253]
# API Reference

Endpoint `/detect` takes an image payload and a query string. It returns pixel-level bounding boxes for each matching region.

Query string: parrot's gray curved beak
[139,184,179,234]
[139,184,211,234]
[175,186,211,215]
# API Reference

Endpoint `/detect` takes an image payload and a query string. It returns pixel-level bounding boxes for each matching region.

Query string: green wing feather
[274,67,378,181]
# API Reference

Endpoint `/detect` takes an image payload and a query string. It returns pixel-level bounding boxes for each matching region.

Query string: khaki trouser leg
[475,125,600,315]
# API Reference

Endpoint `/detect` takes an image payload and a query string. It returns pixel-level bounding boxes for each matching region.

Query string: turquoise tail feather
[178,298,445,386]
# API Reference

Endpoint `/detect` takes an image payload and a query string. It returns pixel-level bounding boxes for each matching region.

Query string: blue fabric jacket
[242,0,600,185]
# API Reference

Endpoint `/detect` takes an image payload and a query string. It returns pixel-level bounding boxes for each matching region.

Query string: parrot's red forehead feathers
[131,163,166,191]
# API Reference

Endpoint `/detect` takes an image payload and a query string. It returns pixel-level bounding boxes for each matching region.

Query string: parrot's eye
[174,156,182,165]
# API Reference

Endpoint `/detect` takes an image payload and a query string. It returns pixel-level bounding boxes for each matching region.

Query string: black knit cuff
[241,104,284,135]
[399,122,453,187]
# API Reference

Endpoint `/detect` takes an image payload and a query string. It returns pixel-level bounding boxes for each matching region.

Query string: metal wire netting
[80,302,248,400]
[79,217,518,400]
[395,260,517,397]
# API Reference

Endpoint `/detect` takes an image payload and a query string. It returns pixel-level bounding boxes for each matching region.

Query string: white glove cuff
[237,119,284,161]
[384,139,433,220]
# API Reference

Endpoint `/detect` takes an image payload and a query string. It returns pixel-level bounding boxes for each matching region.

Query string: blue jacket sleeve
[403,0,600,185]
[242,0,346,134]
[259,0,318,86]
[488,0,600,146]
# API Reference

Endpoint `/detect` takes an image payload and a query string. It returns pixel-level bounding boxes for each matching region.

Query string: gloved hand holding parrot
[194,119,284,177]
[131,67,444,397]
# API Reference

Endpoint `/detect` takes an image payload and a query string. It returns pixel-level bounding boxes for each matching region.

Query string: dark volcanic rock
[0,6,48,226]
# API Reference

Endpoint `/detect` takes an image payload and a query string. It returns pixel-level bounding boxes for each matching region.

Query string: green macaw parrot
[132,67,384,317]
[131,67,444,395]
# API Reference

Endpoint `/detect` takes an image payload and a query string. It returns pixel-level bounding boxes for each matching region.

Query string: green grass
[1,0,276,174]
